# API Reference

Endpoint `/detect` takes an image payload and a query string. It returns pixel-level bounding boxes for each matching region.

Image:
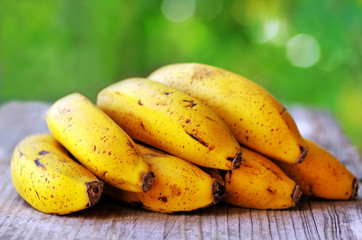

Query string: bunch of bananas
[11,63,358,215]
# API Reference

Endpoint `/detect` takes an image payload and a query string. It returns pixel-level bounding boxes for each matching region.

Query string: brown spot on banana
[140,121,145,130]
[127,140,135,149]
[138,100,143,106]
[85,181,104,206]
[259,104,266,111]
[185,131,209,148]
[183,100,197,108]
[307,183,314,195]
[34,189,40,200]
[266,187,276,194]
[266,167,283,181]
[158,196,168,202]
[205,116,215,122]
[191,69,214,81]
[38,151,50,155]
[280,107,287,115]
[34,159,46,170]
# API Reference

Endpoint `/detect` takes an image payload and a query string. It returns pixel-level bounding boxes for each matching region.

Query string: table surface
[0,101,361,240]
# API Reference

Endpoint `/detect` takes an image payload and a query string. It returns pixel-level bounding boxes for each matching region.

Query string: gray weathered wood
[0,102,361,240]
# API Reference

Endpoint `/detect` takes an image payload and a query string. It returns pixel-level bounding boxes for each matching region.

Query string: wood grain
[0,102,361,240]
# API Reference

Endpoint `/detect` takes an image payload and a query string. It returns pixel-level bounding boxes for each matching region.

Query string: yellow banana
[204,146,301,209]
[148,63,308,164]
[275,139,358,200]
[105,143,225,213]
[10,134,103,215]
[46,93,154,193]
[97,78,242,170]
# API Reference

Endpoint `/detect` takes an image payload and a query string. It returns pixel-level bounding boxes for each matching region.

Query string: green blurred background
[0,0,361,149]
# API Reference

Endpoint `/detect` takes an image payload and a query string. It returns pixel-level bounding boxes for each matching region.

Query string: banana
[46,93,154,193]
[105,143,225,213]
[10,134,103,215]
[275,139,358,200]
[97,78,242,170]
[148,63,308,164]
[204,146,301,209]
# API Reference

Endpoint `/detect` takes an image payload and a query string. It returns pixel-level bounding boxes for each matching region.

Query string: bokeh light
[286,34,321,68]
[263,20,280,43]
[161,0,196,23]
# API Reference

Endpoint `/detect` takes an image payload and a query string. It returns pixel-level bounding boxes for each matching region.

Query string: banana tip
[142,171,155,193]
[292,184,302,207]
[231,150,242,170]
[86,181,104,206]
[296,146,309,164]
[351,178,359,200]
[211,179,226,204]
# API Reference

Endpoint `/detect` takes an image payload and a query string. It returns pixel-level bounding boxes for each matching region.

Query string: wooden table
[1,102,361,239]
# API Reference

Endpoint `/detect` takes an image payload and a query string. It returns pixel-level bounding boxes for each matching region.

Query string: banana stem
[296,146,309,163]
[292,185,302,207]
[211,179,226,204]
[86,181,104,206]
[230,150,243,170]
[351,178,359,200]
[142,171,155,193]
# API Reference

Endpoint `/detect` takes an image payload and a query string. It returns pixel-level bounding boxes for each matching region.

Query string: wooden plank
[0,102,361,239]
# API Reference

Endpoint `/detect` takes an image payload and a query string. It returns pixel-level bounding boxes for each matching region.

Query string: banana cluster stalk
[275,139,358,200]
[205,146,301,209]
[105,144,225,213]
[97,78,242,170]
[10,134,104,215]
[148,63,308,164]
[46,93,154,193]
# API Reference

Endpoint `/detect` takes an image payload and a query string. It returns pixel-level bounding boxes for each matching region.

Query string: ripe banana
[204,146,301,209]
[10,134,103,215]
[275,139,358,200]
[46,93,154,193]
[105,143,225,213]
[97,78,242,170]
[148,63,308,164]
